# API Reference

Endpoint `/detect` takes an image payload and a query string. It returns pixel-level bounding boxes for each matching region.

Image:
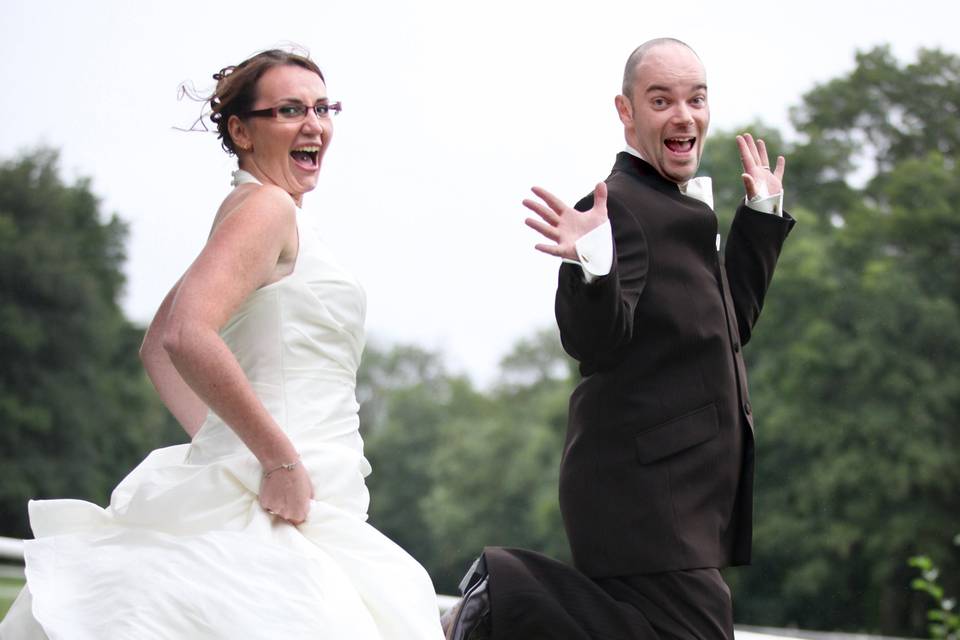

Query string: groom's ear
[615,94,634,129]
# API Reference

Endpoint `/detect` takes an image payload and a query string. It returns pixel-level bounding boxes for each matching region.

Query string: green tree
[359,331,574,594]
[724,46,960,636]
[424,329,573,589]
[0,148,182,539]
[360,341,485,588]
[792,46,960,177]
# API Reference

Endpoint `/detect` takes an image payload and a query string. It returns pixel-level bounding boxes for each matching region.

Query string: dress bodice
[191,171,368,456]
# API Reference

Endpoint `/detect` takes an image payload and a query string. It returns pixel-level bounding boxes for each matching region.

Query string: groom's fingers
[743,133,763,166]
[735,135,747,169]
[534,243,564,257]
[593,182,608,213]
[530,186,570,215]
[522,198,560,225]
[736,134,757,173]
[756,138,770,168]
[774,155,786,181]
[525,217,560,241]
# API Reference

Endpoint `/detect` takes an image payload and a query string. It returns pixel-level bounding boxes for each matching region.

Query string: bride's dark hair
[189,48,325,156]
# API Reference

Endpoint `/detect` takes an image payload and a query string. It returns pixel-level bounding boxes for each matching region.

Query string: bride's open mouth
[290,146,320,170]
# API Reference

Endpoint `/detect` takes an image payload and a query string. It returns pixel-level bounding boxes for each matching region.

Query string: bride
[0,49,445,639]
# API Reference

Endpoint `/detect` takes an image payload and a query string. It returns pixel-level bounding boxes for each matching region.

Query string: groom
[445,38,795,639]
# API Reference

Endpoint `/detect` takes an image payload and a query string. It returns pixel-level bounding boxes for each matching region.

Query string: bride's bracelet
[263,456,301,480]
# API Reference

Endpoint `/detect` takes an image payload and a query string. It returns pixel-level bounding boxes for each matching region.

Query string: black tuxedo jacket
[555,153,795,578]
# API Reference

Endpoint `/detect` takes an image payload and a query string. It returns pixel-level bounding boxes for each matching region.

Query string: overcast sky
[2,0,957,385]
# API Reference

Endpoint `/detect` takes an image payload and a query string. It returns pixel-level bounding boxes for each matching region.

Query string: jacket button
[733,341,741,353]
[744,401,752,415]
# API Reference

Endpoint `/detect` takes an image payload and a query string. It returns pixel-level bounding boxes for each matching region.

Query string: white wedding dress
[0,171,446,640]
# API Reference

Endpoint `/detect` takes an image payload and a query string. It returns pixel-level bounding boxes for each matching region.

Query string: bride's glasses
[242,101,342,122]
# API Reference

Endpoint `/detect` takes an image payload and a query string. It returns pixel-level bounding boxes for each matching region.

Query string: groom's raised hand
[737,132,786,200]
[523,182,608,261]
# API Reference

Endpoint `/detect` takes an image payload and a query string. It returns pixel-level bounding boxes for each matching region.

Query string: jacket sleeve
[722,204,796,346]
[554,191,648,365]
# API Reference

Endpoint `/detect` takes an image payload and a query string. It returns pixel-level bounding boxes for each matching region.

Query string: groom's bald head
[622,38,701,99]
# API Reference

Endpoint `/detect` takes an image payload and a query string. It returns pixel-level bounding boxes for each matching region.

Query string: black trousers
[484,547,734,640]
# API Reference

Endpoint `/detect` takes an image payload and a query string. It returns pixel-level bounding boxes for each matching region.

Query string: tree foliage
[720,46,960,635]
[360,330,573,593]
[792,46,960,177]
[0,149,182,538]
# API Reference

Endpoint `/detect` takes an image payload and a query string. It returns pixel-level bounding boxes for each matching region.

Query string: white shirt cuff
[746,191,783,216]
[562,220,613,283]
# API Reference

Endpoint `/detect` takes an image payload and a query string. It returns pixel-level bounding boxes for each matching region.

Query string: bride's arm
[140,277,208,438]
[161,187,295,458]
[147,185,312,524]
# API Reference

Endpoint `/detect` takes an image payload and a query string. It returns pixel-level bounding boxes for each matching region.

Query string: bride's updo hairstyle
[208,49,325,155]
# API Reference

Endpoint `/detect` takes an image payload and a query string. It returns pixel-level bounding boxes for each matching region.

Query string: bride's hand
[259,462,314,525]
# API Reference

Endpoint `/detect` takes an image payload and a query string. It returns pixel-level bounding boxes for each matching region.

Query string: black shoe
[445,555,492,640]
[458,554,488,596]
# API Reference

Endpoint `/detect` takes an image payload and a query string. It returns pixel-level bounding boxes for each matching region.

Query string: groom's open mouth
[290,146,321,171]
[664,137,696,154]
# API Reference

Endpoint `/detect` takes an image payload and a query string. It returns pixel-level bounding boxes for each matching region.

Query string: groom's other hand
[524,182,608,261]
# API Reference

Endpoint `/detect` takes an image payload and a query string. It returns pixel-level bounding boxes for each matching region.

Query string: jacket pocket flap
[635,404,719,464]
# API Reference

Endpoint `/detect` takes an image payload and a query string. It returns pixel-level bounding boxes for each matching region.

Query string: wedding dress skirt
[0,174,445,639]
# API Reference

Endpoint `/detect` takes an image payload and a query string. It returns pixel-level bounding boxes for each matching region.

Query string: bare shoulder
[211,183,297,238]
[173,182,299,315]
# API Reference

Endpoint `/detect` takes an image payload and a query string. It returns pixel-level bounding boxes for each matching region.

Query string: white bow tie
[680,176,714,210]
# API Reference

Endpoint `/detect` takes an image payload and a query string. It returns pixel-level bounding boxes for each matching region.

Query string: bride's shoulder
[210,183,297,237]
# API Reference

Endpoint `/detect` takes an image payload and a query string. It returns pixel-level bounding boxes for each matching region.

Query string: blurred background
[2,0,958,635]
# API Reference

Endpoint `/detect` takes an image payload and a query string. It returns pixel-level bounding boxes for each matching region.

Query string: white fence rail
[0,537,25,599]
[0,537,24,562]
